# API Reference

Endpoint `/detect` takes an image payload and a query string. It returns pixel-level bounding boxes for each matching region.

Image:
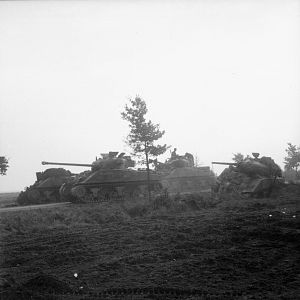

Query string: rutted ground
[0,190,299,299]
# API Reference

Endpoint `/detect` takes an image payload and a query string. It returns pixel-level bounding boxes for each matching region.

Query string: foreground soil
[0,192,299,299]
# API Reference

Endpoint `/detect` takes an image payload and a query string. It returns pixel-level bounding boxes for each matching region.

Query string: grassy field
[0,187,299,299]
[0,192,19,208]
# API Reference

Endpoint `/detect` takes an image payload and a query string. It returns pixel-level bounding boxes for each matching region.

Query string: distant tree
[284,143,300,175]
[232,153,244,163]
[0,156,9,175]
[194,154,203,167]
[121,96,170,199]
[232,153,252,163]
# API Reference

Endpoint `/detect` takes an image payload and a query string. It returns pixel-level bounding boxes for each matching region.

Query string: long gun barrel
[211,161,238,166]
[42,161,93,167]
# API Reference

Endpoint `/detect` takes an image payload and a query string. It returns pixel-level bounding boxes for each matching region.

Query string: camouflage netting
[216,168,252,193]
[17,168,73,205]
[213,154,284,198]
[258,156,282,177]
[38,168,72,181]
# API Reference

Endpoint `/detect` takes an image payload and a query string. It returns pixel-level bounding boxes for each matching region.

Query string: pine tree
[0,156,9,176]
[232,153,244,163]
[121,96,169,199]
[284,143,300,175]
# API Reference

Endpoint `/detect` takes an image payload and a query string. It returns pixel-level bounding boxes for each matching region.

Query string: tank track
[67,181,163,203]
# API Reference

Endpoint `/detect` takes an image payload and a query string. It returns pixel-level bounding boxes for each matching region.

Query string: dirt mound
[40,168,72,181]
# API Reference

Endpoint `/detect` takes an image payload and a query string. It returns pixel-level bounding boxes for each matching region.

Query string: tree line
[0,157,9,176]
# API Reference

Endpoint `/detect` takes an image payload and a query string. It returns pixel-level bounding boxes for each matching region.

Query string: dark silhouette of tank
[17,168,72,205]
[42,152,162,203]
[212,153,283,197]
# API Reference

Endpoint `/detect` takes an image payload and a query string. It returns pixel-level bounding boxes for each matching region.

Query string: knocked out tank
[17,168,72,205]
[212,153,283,197]
[42,152,163,203]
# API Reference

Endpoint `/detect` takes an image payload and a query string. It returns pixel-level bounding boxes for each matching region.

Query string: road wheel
[130,188,141,200]
[97,189,109,202]
[109,190,119,201]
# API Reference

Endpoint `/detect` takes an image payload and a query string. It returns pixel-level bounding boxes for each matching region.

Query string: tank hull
[62,169,163,203]
[161,167,215,195]
[62,167,215,203]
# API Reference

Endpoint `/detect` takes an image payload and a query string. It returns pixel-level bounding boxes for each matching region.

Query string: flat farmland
[0,189,299,299]
[0,192,18,208]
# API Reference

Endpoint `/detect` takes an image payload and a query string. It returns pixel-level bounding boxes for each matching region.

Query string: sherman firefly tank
[42,152,163,203]
[212,152,283,197]
[17,168,73,205]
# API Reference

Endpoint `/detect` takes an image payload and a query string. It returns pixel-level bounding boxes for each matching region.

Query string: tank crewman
[171,148,177,159]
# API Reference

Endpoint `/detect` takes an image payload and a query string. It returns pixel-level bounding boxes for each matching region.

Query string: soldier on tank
[171,148,177,159]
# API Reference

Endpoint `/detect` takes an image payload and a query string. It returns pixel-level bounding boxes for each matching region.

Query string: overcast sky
[0,0,299,192]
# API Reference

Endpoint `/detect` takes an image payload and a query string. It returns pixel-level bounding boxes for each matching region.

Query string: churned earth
[0,186,299,299]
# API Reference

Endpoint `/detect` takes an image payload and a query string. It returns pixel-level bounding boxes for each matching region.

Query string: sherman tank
[161,166,214,194]
[42,152,163,203]
[212,152,283,197]
[17,168,72,205]
[154,150,215,195]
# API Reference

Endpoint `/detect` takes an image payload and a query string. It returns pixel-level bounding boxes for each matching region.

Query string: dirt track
[1,198,299,299]
[0,202,71,213]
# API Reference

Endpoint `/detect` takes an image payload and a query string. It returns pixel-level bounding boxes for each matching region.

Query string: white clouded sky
[0,0,299,192]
